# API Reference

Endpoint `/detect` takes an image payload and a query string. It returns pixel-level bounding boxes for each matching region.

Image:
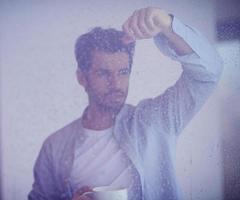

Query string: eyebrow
[95,66,130,71]
[95,68,110,73]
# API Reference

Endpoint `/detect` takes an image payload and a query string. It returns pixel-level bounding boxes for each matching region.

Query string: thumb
[122,34,135,44]
[75,186,92,196]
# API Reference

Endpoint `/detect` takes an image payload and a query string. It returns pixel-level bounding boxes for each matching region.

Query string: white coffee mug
[82,186,128,200]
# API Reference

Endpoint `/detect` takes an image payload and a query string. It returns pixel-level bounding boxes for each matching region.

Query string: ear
[76,68,88,89]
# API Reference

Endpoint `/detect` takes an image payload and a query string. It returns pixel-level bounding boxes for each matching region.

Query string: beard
[93,89,127,114]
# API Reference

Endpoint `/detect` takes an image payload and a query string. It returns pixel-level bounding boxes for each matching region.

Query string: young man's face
[80,50,131,113]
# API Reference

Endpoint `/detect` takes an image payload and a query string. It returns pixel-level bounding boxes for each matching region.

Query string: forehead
[91,50,130,70]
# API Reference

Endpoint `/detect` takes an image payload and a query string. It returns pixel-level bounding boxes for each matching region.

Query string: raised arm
[122,7,193,55]
[122,7,223,135]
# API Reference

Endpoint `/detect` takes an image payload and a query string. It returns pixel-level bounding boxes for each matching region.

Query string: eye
[118,68,131,76]
[95,69,110,77]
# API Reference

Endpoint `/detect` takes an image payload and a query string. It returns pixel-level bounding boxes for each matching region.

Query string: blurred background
[0,0,239,199]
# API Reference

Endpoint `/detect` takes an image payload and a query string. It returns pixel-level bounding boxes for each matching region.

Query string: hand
[122,7,173,44]
[71,186,92,200]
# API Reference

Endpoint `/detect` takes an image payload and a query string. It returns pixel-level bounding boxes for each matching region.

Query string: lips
[105,91,125,101]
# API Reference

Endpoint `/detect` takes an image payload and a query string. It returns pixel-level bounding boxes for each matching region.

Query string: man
[28,7,223,200]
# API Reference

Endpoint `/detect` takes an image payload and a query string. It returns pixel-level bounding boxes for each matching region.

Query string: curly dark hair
[75,27,135,71]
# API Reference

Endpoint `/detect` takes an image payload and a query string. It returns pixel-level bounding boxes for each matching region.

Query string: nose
[107,73,121,89]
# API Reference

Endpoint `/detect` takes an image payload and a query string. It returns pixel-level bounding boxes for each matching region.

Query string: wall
[0,0,223,199]
[217,40,240,199]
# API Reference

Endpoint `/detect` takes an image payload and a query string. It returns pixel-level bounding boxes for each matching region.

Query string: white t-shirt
[70,127,142,200]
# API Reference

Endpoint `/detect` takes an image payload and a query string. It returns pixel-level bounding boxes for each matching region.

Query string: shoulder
[117,104,136,121]
[117,101,157,122]
[42,117,83,150]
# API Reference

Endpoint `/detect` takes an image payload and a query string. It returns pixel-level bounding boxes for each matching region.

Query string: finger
[122,18,135,42]
[145,7,157,31]
[137,9,152,37]
[77,194,92,200]
[121,34,135,44]
[76,186,92,196]
[129,10,145,39]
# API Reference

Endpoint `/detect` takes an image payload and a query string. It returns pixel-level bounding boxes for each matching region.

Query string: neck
[82,103,117,130]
